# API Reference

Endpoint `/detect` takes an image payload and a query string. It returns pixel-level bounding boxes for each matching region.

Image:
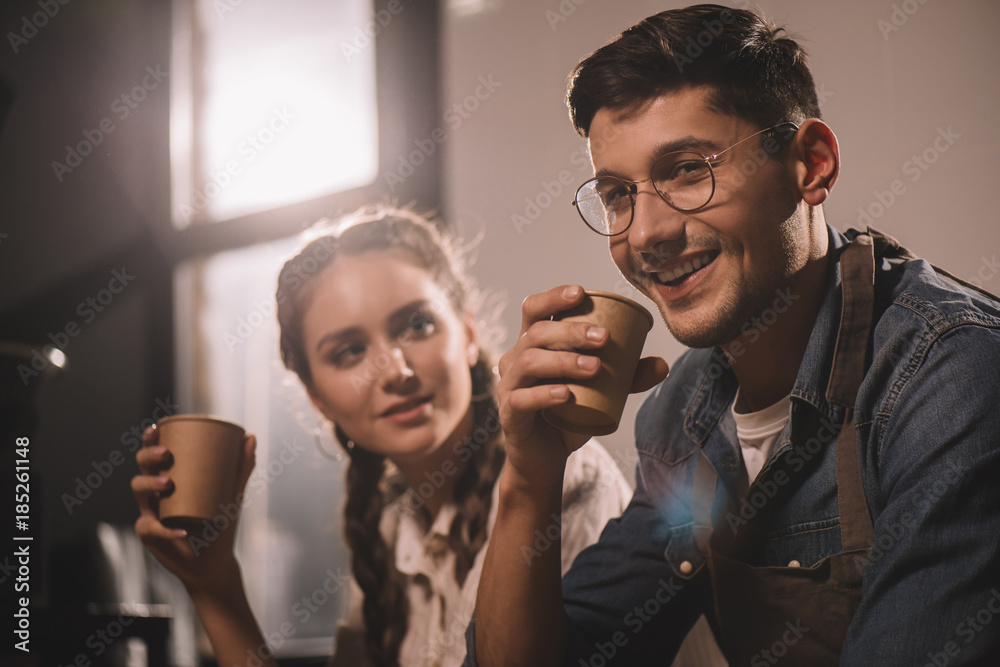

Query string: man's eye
[667,160,710,180]
[599,183,631,209]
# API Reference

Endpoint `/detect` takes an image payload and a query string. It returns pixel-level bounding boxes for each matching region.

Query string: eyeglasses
[572,122,800,236]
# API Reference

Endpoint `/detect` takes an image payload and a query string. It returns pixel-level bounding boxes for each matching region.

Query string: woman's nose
[380,344,416,390]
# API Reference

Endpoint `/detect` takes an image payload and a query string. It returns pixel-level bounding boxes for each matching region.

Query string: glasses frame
[573,121,800,236]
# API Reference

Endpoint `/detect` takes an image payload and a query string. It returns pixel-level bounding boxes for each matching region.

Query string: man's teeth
[657,253,713,283]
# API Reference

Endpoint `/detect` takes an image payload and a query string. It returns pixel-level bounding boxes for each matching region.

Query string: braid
[445,356,507,586]
[341,436,409,667]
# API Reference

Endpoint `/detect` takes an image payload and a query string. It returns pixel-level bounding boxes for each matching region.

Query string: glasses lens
[575,177,632,236]
[651,151,715,212]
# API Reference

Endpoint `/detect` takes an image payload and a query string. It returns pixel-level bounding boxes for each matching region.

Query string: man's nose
[627,185,685,256]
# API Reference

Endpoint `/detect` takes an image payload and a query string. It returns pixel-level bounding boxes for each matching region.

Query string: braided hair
[275,206,505,666]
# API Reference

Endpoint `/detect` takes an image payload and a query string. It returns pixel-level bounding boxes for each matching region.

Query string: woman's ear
[792,119,840,206]
[464,309,480,367]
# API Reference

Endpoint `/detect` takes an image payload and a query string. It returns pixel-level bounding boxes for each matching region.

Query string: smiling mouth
[381,395,433,418]
[652,250,719,287]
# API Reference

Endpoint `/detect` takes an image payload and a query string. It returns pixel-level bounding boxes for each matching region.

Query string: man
[466,4,1000,666]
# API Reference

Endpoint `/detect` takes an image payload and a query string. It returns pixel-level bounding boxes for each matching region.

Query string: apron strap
[692,454,719,554]
[827,233,878,552]
[825,234,875,407]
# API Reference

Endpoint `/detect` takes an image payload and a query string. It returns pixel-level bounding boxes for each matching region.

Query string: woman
[132,206,632,666]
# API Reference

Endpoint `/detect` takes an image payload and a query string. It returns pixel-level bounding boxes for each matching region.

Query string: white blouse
[339,439,633,667]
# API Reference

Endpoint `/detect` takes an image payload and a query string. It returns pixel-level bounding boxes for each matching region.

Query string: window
[169,0,442,657]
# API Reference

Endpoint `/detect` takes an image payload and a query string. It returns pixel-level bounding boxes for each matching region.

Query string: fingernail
[562,285,582,299]
[586,326,606,341]
[152,446,166,456]
[172,529,187,538]
[550,385,569,399]
[156,476,170,487]
[578,355,599,370]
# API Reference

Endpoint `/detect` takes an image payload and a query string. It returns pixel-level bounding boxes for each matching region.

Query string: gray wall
[441,0,1000,471]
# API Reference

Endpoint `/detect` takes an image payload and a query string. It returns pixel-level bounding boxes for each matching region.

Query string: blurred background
[0,0,996,664]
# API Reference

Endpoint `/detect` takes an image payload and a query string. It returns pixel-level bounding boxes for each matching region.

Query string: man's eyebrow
[593,134,720,178]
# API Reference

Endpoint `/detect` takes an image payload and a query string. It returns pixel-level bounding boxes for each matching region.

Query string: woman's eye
[329,342,365,367]
[401,313,437,341]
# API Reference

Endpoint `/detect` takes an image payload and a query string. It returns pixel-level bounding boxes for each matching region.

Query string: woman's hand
[131,423,256,596]
[496,285,668,491]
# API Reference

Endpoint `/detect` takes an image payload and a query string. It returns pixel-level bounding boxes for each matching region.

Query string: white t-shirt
[339,439,633,667]
[731,391,792,482]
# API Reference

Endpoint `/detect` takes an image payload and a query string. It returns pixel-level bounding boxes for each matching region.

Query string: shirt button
[788,559,801,568]
[679,560,693,575]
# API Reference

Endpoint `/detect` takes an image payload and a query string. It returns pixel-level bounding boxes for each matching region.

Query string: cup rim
[582,290,655,329]
[157,414,245,434]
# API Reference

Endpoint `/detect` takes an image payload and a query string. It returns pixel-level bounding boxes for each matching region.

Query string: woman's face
[301,249,478,463]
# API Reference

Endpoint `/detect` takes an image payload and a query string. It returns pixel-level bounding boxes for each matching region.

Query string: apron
[690,230,884,665]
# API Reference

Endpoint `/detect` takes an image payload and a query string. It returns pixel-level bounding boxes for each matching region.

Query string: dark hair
[275,205,505,666]
[567,4,820,137]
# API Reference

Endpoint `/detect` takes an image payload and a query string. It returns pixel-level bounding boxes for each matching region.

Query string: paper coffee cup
[156,415,245,530]
[542,291,654,436]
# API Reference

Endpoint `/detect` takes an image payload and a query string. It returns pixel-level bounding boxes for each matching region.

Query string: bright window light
[173,0,378,226]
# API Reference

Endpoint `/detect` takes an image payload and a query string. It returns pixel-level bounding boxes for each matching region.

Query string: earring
[313,424,347,462]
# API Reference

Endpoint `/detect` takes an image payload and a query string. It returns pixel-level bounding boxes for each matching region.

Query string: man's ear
[792,119,840,206]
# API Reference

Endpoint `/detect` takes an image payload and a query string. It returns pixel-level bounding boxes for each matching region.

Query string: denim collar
[683,224,851,445]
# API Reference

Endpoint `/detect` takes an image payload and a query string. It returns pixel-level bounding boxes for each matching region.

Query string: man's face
[589,86,811,349]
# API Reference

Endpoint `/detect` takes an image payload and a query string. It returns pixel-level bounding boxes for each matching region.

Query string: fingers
[130,472,171,516]
[142,423,160,447]
[134,514,187,544]
[630,356,670,394]
[517,284,587,336]
[136,443,171,475]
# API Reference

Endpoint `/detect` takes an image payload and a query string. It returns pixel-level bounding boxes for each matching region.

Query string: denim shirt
[465,225,1000,666]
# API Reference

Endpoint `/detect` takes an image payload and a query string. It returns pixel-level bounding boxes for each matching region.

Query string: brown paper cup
[156,415,245,531]
[542,291,654,436]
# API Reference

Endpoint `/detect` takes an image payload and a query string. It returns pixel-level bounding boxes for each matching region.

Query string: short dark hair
[567,4,820,137]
